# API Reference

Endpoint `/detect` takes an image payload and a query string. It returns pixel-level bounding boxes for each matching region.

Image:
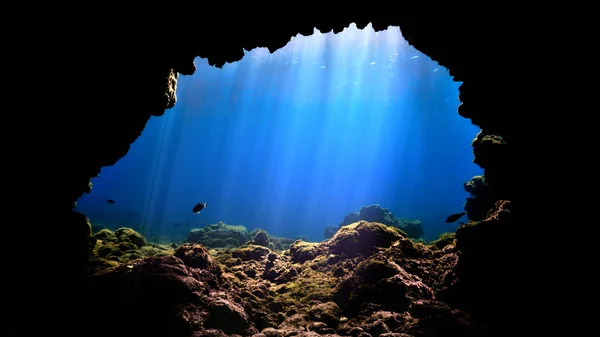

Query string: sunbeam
[75,23,482,242]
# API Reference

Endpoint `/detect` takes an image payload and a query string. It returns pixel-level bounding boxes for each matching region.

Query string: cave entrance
[74,23,482,244]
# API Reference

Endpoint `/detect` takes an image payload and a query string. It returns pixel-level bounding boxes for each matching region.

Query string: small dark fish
[106,199,115,204]
[445,211,466,223]
[192,202,207,213]
[174,224,180,228]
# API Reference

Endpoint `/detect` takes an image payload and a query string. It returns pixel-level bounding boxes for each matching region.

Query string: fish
[445,211,466,223]
[192,202,207,213]
[106,199,115,204]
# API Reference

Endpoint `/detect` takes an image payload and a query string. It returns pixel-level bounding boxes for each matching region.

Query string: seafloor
[77,200,511,337]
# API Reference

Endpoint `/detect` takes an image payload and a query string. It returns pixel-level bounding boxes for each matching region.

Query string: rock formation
[335,204,424,239]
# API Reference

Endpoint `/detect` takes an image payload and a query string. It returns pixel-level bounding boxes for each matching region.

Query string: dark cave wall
[6,12,523,336]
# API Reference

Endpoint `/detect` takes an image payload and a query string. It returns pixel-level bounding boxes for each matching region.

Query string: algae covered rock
[249,228,298,251]
[248,229,276,250]
[308,301,342,328]
[263,255,299,284]
[334,258,433,316]
[84,255,214,336]
[174,243,216,270]
[91,227,173,273]
[429,232,456,250]
[115,227,146,247]
[289,240,322,263]
[338,204,424,239]
[268,235,296,251]
[205,297,250,335]
[232,244,271,261]
[187,221,249,248]
[94,228,118,243]
[329,221,405,258]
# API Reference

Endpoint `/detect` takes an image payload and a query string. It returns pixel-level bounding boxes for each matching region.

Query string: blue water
[75,23,482,242]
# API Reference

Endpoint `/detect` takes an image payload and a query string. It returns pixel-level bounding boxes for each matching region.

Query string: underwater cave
[75,24,482,244]
[6,13,530,337]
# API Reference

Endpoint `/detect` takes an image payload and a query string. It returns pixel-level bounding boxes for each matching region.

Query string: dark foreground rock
[67,219,505,337]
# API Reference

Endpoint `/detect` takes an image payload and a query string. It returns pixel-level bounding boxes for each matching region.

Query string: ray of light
[75,23,482,241]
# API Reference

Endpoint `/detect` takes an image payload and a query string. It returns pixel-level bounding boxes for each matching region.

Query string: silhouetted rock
[323,225,338,239]
[463,175,494,221]
[470,131,514,201]
[250,229,271,248]
[440,200,513,331]
[84,255,214,337]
